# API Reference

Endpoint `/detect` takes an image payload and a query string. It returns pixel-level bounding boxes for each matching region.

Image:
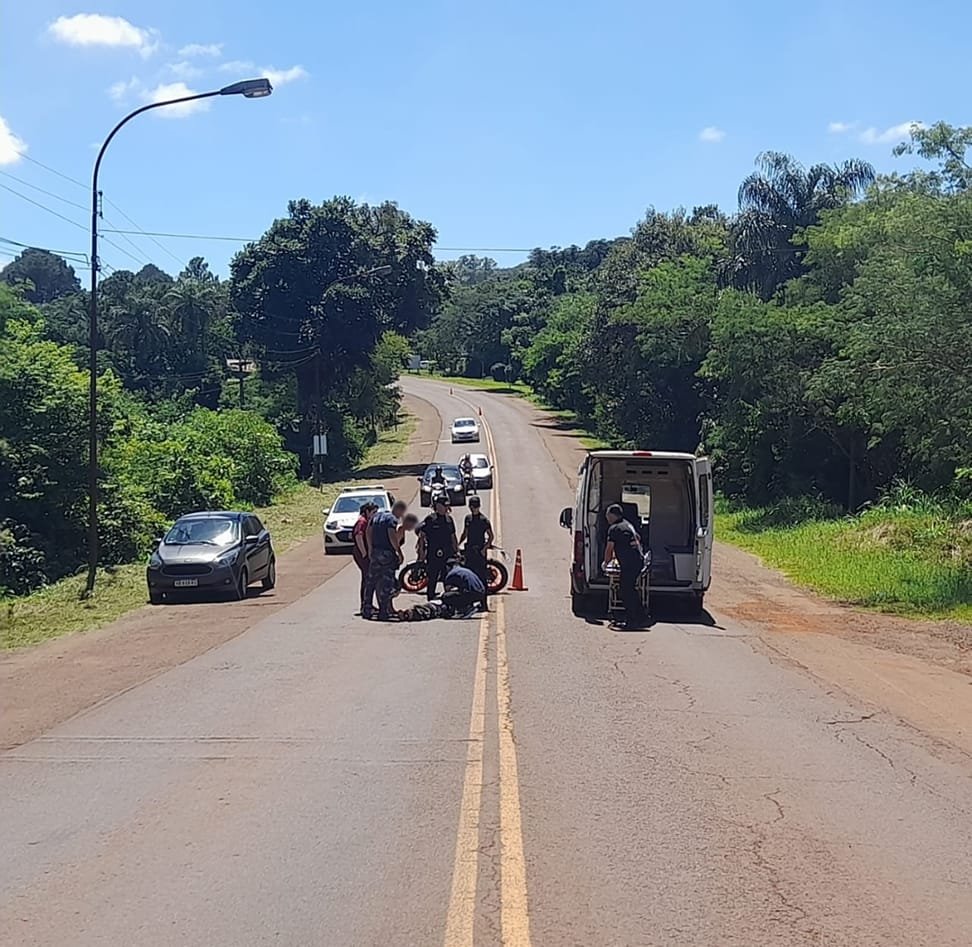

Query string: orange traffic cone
[510,548,529,591]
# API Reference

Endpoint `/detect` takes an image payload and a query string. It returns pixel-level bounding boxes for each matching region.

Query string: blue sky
[1,1,968,278]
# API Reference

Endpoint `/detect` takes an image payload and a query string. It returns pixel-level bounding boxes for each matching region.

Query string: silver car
[451,417,481,443]
[146,511,276,604]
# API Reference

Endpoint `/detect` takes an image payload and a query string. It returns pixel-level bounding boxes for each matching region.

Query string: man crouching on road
[363,499,408,621]
[441,557,486,619]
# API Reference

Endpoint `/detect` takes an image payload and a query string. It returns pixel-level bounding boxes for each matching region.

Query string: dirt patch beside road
[0,394,441,751]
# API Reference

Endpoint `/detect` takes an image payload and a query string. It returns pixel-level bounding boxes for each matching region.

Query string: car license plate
[173,578,199,588]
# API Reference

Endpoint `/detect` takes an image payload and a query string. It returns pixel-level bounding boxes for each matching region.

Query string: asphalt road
[2,377,971,946]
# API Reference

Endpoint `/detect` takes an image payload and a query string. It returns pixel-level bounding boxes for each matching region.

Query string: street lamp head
[219,78,273,98]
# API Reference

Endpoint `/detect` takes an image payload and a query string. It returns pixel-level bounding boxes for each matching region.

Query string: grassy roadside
[0,417,417,650]
[717,498,972,622]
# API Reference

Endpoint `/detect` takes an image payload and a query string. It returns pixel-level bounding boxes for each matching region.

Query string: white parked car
[458,452,493,489]
[451,417,480,443]
[323,486,395,552]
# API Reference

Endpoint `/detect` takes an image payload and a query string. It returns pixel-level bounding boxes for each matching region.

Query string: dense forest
[0,198,445,594]
[418,122,972,514]
[4,122,971,599]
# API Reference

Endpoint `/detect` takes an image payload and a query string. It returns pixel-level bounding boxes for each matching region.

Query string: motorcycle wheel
[487,559,509,594]
[398,561,429,593]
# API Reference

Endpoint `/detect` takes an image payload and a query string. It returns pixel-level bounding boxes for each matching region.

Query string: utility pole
[236,354,246,409]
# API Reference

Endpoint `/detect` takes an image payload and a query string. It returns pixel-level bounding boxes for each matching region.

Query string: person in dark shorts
[603,503,647,629]
[352,501,378,615]
[442,559,486,618]
[417,497,458,600]
[459,495,493,612]
[364,499,407,620]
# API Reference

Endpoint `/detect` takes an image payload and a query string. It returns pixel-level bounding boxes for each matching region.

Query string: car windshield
[455,419,476,427]
[472,457,489,468]
[333,495,388,514]
[165,517,238,546]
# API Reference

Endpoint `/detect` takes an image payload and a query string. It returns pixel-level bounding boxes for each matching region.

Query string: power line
[102,200,186,270]
[0,236,89,264]
[0,181,147,270]
[12,149,185,271]
[0,170,89,212]
[17,152,87,190]
[101,228,536,253]
[0,181,88,232]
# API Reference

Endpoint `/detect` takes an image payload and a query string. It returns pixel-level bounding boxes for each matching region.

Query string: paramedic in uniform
[603,503,647,629]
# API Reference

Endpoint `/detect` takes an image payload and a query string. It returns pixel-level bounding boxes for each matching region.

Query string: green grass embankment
[717,496,972,621]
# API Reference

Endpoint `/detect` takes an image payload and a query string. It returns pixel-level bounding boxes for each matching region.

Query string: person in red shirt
[353,502,378,615]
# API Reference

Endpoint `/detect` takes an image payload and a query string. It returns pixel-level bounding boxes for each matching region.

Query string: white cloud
[108,76,143,102]
[859,120,924,145]
[219,62,308,85]
[178,42,223,57]
[145,82,211,118]
[167,60,203,80]
[699,126,726,143]
[48,13,157,56]
[828,121,857,134]
[263,65,308,86]
[0,115,27,166]
[219,59,256,74]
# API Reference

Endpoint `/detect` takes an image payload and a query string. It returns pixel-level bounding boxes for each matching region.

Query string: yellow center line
[442,610,489,947]
[441,387,533,946]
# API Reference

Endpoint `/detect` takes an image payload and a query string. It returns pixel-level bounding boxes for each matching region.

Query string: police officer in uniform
[417,496,458,600]
[459,495,493,612]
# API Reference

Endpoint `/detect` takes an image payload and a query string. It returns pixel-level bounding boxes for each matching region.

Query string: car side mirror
[322,507,330,516]
[152,536,163,548]
[559,507,573,529]
[417,477,424,483]
[244,534,260,545]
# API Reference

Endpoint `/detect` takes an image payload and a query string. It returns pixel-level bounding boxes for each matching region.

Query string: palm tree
[727,151,875,299]
[105,293,172,382]
[164,279,217,343]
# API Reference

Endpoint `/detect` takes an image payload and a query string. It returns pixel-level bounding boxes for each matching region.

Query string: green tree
[0,248,81,304]
[231,198,446,467]
[893,121,972,193]
[727,152,875,299]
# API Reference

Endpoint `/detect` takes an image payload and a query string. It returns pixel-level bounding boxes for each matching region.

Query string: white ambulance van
[559,450,713,615]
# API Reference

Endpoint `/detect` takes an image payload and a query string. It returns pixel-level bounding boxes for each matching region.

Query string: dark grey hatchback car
[146,511,276,604]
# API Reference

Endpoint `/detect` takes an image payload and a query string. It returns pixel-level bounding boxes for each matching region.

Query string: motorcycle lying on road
[397,547,509,595]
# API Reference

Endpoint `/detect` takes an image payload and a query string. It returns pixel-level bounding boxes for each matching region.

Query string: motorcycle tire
[398,561,428,593]
[486,559,509,594]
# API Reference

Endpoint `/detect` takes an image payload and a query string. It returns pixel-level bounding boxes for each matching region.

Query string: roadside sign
[313,434,328,456]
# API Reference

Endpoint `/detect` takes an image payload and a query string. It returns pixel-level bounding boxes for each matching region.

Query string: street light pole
[84,78,273,595]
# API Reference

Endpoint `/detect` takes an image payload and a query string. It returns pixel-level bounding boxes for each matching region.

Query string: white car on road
[451,417,481,443]
[458,452,493,489]
[323,486,395,552]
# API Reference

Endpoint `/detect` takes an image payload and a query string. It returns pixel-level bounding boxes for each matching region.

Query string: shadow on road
[580,604,723,631]
[350,462,429,481]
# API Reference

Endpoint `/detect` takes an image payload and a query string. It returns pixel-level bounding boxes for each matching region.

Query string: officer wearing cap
[459,494,493,612]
